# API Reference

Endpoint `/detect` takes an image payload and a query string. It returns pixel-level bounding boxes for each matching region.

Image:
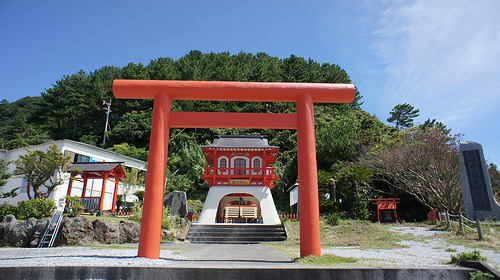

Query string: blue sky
[1,0,499,166]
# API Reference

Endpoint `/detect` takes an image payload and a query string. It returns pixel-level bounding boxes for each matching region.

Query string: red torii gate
[113,80,355,259]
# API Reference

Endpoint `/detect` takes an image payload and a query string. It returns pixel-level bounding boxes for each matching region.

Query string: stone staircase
[185,224,287,244]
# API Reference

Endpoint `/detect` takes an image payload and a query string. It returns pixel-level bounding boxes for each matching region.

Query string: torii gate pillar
[113,80,355,259]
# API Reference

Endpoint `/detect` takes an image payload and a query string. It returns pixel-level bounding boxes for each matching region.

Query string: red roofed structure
[197,135,281,224]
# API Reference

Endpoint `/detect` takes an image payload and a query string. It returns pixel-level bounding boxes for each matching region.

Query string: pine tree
[387,103,420,129]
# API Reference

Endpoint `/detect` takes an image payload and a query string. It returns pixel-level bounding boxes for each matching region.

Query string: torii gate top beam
[112,79,355,260]
[113,80,355,103]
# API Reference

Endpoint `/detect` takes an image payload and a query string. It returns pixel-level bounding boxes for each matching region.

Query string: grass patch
[321,220,416,249]
[296,254,357,265]
[84,215,127,224]
[448,249,487,265]
[278,219,414,250]
[170,249,190,255]
[89,244,137,250]
[269,218,416,258]
[430,223,500,252]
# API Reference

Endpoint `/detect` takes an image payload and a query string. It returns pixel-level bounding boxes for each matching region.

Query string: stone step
[186,224,287,244]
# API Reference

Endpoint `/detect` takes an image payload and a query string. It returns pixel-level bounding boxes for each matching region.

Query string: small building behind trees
[0,139,146,211]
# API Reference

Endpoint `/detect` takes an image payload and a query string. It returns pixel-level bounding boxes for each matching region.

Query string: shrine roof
[67,162,125,172]
[202,135,279,149]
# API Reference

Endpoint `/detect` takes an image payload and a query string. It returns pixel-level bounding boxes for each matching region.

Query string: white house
[0,140,147,211]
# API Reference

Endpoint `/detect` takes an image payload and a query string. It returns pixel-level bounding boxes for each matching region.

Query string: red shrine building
[197,135,281,224]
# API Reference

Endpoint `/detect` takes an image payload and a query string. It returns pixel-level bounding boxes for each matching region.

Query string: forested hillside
[1,51,479,217]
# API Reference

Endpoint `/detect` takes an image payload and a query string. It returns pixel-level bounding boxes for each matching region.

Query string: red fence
[279,213,298,221]
[100,210,133,218]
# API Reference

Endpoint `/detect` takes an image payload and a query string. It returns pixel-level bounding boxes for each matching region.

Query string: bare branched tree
[358,128,464,213]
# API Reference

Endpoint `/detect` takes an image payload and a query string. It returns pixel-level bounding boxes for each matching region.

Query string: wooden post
[458,212,463,231]
[81,177,88,199]
[137,92,171,259]
[99,173,108,211]
[476,219,483,240]
[297,93,321,258]
[445,211,450,228]
[111,177,120,213]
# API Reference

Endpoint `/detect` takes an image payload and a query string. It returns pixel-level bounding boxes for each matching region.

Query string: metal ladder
[38,198,66,248]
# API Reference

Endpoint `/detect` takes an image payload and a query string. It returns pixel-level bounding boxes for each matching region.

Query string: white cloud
[374,0,500,128]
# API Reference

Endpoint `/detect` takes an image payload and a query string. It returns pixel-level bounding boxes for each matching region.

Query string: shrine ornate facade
[197,135,281,224]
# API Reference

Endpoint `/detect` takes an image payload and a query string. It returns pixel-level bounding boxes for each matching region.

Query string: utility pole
[103,100,112,146]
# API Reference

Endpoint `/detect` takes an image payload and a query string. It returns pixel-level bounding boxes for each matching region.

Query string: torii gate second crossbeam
[113,80,355,259]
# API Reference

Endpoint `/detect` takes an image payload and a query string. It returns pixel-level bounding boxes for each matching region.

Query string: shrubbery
[449,249,487,265]
[130,202,174,230]
[327,214,341,226]
[64,196,85,217]
[17,198,56,219]
[187,199,204,213]
[0,202,17,220]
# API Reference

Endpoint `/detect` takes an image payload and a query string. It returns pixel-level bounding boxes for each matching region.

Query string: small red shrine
[372,198,400,222]
[66,162,126,212]
[197,135,281,224]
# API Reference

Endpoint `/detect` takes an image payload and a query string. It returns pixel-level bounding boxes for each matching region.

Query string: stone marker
[459,141,500,220]
[164,191,188,218]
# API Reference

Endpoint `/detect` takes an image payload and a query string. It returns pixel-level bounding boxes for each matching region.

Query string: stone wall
[0,215,141,247]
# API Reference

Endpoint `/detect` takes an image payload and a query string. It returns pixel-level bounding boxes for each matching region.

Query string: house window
[234,158,246,175]
[253,158,261,168]
[220,158,227,168]
[218,158,228,175]
[74,154,90,162]
[253,158,262,175]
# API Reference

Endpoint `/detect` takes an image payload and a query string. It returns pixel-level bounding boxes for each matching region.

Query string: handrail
[204,167,276,176]
[438,211,500,240]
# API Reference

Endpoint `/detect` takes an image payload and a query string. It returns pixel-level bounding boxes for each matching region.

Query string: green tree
[109,110,153,149]
[167,140,207,197]
[317,170,337,212]
[335,165,374,220]
[0,97,51,149]
[489,163,500,202]
[121,167,145,205]
[387,103,420,129]
[16,144,71,199]
[107,143,148,161]
[419,118,450,133]
[3,50,370,209]
[0,159,17,198]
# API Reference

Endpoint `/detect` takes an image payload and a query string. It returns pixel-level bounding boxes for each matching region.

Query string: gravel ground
[322,226,500,268]
[0,247,188,267]
[0,226,499,268]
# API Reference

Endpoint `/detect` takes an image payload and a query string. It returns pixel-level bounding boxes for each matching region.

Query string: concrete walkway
[160,243,293,263]
[0,243,478,279]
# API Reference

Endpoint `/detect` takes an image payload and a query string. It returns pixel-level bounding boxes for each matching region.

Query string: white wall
[0,140,146,209]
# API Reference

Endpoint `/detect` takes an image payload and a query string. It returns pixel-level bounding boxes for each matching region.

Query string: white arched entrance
[197,186,281,225]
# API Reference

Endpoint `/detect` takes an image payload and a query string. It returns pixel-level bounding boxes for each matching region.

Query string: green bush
[133,190,144,203]
[129,202,174,230]
[327,214,341,226]
[296,254,357,265]
[64,196,85,217]
[469,271,494,280]
[0,202,17,220]
[449,249,487,265]
[162,206,173,230]
[129,202,143,223]
[280,215,289,224]
[17,198,56,219]
[187,199,204,213]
